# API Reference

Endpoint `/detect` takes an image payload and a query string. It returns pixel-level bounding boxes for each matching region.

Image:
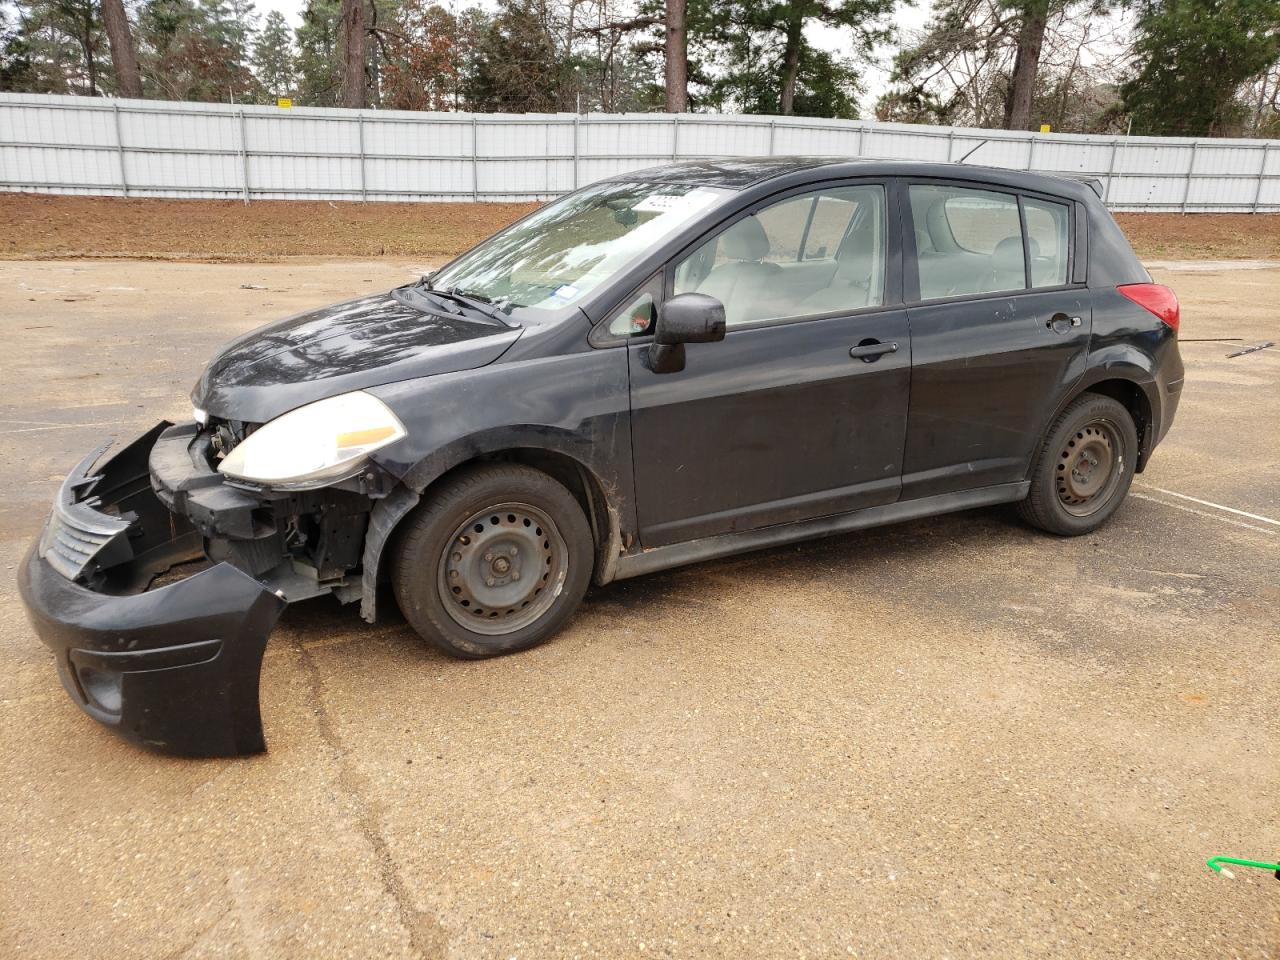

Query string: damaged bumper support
[18,424,286,756]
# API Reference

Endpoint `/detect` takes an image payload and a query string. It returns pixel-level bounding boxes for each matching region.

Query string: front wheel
[1018,393,1138,536]
[392,463,593,658]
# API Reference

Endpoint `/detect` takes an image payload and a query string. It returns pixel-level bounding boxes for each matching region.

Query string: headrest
[835,227,876,281]
[991,236,1026,277]
[719,217,771,261]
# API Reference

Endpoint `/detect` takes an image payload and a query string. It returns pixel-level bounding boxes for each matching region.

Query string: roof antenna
[957,139,990,163]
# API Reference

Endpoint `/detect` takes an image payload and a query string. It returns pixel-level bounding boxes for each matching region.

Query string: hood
[192,290,522,423]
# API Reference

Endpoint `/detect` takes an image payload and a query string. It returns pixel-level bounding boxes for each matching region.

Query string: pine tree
[1121,0,1280,135]
[693,0,894,118]
[1002,0,1053,130]
[101,0,144,97]
[465,0,560,112]
[295,0,341,105]
[253,8,294,99]
[881,0,1124,131]
[6,0,107,94]
[1,8,39,91]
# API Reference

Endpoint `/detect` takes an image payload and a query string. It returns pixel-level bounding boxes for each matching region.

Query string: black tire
[392,463,593,659]
[1018,393,1138,536]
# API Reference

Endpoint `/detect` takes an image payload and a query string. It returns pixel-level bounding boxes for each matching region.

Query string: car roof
[615,156,1096,201]
[618,157,860,189]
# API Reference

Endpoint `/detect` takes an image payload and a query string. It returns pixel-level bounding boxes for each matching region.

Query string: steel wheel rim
[438,501,569,635]
[1055,418,1123,516]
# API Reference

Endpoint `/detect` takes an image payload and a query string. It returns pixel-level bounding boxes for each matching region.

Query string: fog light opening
[77,666,123,715]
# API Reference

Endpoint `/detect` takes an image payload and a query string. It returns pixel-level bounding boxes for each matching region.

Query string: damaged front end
[18,421,387,757]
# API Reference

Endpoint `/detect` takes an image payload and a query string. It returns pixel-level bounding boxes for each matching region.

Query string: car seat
[798,225,879,314]
[990,236,1038,291]
[696,217,782,325]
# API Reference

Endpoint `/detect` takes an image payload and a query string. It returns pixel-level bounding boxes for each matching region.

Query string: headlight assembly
[216,391,406,489]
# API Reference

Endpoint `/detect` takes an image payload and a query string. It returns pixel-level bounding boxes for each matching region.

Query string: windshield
[429,181,730,313]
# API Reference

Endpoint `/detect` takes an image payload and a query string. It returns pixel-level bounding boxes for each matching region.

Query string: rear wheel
[1018,393,1138,536]
[392,463,593,658]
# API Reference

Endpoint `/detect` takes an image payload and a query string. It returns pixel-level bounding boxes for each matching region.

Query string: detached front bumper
[17,423,286,757]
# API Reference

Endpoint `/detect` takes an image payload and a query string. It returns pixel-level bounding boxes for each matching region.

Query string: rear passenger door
[900,181,1091,500]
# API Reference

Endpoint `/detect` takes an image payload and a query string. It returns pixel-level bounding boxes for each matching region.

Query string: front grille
[41,500,131,581]
[39,445,134,582]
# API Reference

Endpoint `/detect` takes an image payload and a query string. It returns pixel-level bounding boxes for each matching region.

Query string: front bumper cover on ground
[17,423,286,756]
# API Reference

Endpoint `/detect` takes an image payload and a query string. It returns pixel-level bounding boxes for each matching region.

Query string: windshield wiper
[453,287,498,306]
[418,286,510,323]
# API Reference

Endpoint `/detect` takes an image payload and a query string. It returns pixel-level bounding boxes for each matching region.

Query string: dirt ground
[3,192,1279,262]
[0,194,540,261]
[1113,213,1280,261]
[0,256,1277,959]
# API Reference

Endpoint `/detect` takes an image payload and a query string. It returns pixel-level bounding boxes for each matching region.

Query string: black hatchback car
[20,158,1184,755]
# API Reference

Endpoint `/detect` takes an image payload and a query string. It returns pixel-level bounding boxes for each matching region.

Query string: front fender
[356,426,630,617]
[366,351,631,482]
[361,351,636,604]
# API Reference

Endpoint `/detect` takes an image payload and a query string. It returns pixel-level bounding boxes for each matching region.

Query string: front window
[673,184,886,328]
[430,181,729,313]
[607,290,658,337]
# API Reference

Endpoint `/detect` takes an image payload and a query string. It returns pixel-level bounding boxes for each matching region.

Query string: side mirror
[648,293,726,374]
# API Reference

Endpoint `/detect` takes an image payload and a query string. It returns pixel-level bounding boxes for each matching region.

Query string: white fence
[2,91,1278,211]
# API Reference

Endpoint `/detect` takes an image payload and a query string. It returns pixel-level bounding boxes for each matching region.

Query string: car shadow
[275,503,1030,649]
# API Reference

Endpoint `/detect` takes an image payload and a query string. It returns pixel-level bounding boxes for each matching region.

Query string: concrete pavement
[1,259,1276,959]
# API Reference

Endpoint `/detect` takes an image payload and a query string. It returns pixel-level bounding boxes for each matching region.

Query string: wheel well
[1080,379,1153,469]
[418,449,616,577]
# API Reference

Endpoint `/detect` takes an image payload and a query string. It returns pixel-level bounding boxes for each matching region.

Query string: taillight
[1118,283,1179,333]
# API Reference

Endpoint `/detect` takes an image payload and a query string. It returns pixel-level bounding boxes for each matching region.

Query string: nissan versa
[19,158,1184,756]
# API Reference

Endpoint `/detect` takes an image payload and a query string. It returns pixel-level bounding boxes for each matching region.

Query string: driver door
[623,182,912,548]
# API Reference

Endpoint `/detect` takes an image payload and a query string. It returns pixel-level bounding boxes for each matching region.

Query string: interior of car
[645,181,1071,333]
[690,217,783,325]
[674,185,886,326]
[911,185,1069,299]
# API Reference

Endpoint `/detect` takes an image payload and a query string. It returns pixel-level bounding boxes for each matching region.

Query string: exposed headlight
[217,391,406,489]
[192,405,208,426]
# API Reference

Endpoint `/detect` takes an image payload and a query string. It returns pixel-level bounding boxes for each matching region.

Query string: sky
[251,0,937,108]
[812,6,935,101]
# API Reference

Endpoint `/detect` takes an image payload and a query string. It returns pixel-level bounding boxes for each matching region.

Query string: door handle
[849,340,898,362]
[1046,312,1082,330]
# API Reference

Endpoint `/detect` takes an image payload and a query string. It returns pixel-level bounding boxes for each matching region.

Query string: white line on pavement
[1135,484,1280,527]
[0,420,127,435]
[1131,492,1277,536]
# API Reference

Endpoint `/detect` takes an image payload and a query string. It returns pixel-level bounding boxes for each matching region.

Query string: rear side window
[909,184,1025,299]
[1024,197,1070,287]
[943,191,1021,255]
